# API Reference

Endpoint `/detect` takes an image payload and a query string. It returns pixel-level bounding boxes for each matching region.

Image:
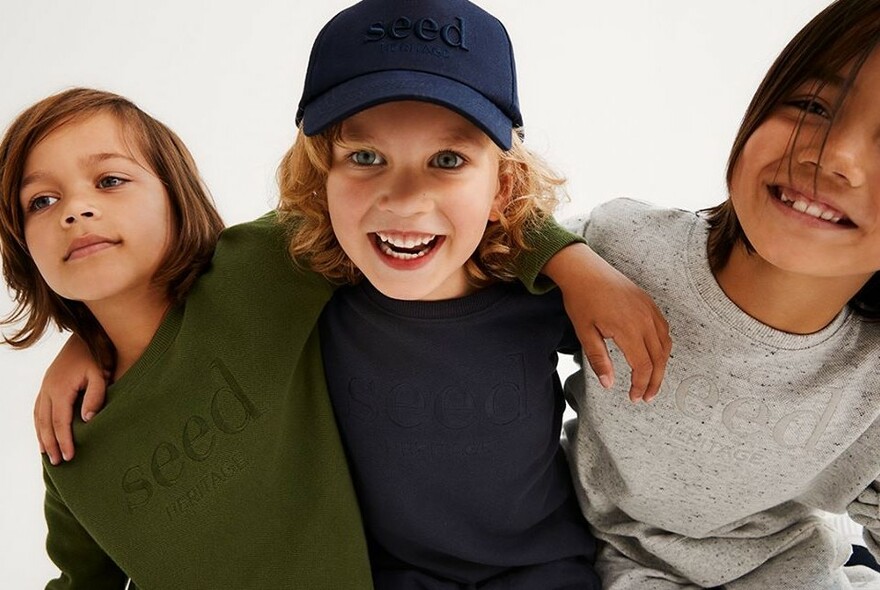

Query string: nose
[796,118,867,188]
[60,196,101,227]
[377,169,434,217]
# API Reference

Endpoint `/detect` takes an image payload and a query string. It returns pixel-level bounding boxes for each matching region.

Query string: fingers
[32,334,108,465]
[585,327,653,403]
[81,370,107,422]
[52,392,77,463]
[641,313,672,402]
[34,395,51,465]
[35,393,63,465]
[621,344,654,403]
[34,387,79,465]
[580,327,615,390]
[602,305,671,404]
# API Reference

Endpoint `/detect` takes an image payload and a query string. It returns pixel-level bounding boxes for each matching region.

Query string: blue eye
[350,150,384,166]
[28,195,59,212]
[98,176,126,189]
[432,151,464,169]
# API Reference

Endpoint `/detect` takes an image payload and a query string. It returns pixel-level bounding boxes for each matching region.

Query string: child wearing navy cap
[283,0,614,587]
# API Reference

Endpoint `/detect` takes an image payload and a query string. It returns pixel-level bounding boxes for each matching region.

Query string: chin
[373,283,433,301]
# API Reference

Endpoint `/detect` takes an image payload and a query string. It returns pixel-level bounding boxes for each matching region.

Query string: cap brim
[301,70,513,150]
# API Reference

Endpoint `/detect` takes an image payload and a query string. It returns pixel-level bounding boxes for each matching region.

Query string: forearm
[541,242,616,293]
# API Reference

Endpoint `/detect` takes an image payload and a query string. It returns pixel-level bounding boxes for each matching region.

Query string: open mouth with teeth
[770,186,855,227]
[373,231,442,260]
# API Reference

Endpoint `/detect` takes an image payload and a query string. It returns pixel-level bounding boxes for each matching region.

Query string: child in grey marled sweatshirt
[563,1,880,589]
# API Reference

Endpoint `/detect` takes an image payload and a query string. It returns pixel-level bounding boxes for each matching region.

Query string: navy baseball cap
[295,0,522,150]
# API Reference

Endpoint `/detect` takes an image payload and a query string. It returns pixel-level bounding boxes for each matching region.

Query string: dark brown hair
[0,88,224,368]
[704,0,880,319]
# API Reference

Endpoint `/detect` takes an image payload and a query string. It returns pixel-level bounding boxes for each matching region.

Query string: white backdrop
[0,1,833,586]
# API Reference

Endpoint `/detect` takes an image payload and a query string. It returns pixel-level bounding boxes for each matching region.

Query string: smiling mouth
[373,231,441,260]
[770,186,854,227]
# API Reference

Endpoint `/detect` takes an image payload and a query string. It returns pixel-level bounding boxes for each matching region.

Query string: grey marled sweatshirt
[563,198,880,590]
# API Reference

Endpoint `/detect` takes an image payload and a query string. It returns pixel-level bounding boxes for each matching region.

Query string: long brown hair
[704,0,880,319]
[0,88,224,368]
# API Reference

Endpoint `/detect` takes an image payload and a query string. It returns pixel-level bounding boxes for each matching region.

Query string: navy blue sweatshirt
[320,281,597,586]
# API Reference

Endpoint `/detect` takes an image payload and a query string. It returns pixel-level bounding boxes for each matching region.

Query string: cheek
[151,200,174,257]
[326,173,352,214]
[727,161,748,208]
[23,222,53,271]
[327,173,369,217]
[133,195,174,271]
[479,177,505,219]
[453,199,497,243]
[728,134,772,208]
[325,185,346,226]
[22,225,67,295]
[735,119,794,183]
[325,188,361,254]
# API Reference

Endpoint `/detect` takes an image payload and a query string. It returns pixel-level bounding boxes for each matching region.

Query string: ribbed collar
[355,281,513,320]
[686,216,853,351]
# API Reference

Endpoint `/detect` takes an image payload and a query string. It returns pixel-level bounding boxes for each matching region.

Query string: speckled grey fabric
[562,198,880,589]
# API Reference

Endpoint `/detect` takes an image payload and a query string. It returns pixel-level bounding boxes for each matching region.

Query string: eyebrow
[20,152,140,190]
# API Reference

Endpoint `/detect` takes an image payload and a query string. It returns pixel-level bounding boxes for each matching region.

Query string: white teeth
[778,190,846,224]
[378,244,427,260]
[375,231,436,248]
[374,231,439,260]
[805,203,823,217]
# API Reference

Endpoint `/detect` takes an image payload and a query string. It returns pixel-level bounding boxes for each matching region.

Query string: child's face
[728,46,880,288]
[19,112,171,306]
[326,101,508,300]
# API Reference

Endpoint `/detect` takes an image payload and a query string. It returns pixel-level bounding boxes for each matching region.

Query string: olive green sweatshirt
[43,214,578,589]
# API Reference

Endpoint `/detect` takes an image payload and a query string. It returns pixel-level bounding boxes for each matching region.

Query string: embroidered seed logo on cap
[295,0,522,149]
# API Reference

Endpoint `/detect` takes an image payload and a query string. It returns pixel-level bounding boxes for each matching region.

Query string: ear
[489,168,513,222]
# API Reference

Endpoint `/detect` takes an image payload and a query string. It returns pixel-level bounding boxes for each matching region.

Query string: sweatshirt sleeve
[848,482,880,557]
[43,468,128,590]
[514,216,585,294]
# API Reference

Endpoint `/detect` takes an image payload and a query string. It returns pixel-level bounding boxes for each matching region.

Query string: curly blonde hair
[277,125,565,288]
